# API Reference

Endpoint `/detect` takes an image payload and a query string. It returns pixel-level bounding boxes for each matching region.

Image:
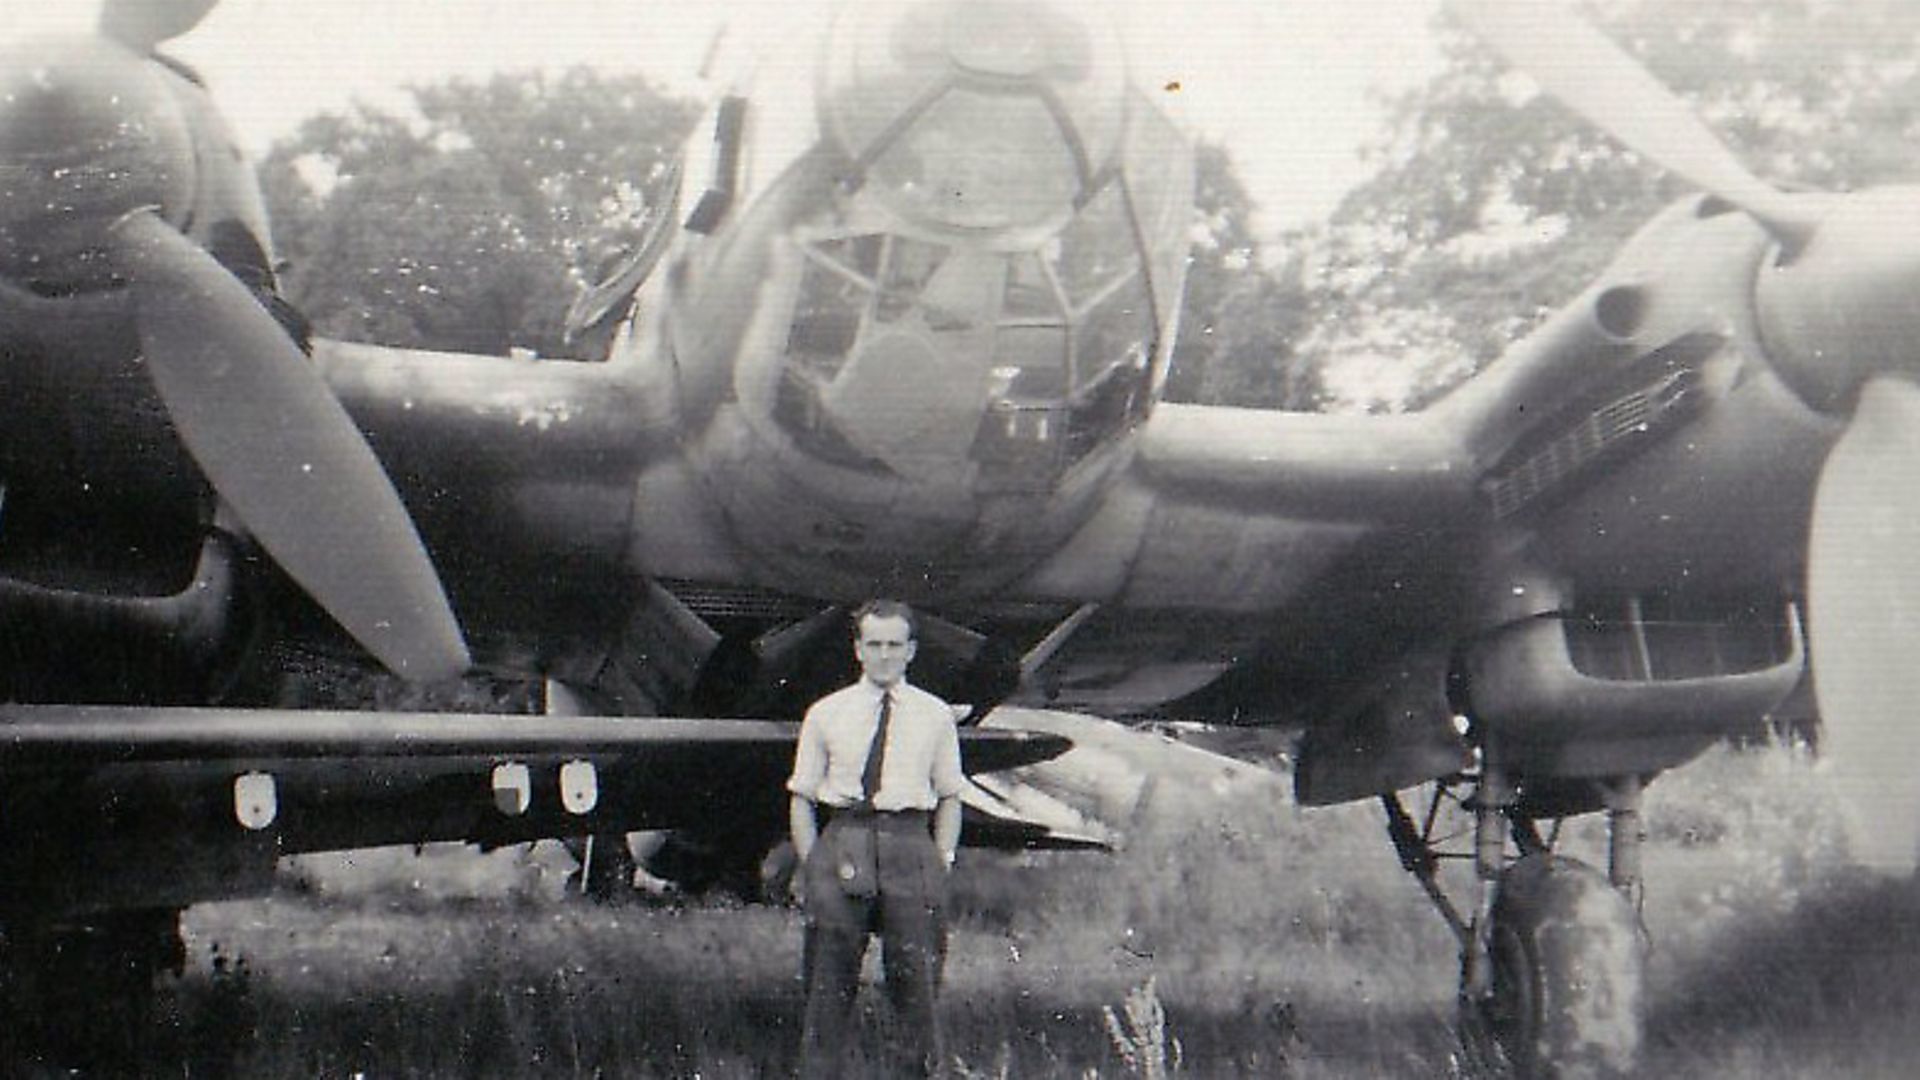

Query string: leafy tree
[260,68,696,358]
[1165,143,1316,409]
[1279,0,1920,413]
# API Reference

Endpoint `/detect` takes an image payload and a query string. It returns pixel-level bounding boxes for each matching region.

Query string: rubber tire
[1470,854,1644,1079]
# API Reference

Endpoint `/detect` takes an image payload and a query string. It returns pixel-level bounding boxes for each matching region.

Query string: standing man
[788,599,964,1079]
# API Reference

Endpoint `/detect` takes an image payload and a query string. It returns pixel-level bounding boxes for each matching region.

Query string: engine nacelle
[0,37,196,293]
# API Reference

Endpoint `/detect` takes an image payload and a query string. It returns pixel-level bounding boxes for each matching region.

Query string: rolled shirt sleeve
[931,718,965,800]
[787,709,828,801]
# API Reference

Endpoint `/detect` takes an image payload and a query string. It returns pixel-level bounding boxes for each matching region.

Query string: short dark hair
[852,598,917,640]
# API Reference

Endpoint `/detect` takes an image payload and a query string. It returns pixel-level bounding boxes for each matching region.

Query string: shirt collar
[860,677,907,701]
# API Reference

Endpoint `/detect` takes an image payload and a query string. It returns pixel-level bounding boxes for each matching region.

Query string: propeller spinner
[1451,0,1920,872]
[0,37,195,292]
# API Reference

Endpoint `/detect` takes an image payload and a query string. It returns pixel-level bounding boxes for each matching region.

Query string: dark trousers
[799,811,948,1079]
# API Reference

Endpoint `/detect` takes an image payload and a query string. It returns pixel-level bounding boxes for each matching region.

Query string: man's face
[854,614,916,688]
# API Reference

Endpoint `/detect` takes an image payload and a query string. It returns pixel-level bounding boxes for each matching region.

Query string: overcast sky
[3,0,1446,230]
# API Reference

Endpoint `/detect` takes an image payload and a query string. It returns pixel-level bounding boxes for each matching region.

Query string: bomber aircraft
[3,0,1917,1074]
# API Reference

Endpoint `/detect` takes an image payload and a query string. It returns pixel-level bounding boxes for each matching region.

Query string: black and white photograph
[0,0,1914,1075]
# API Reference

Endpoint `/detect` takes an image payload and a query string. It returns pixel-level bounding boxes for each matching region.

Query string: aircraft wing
[0,704,1069,915]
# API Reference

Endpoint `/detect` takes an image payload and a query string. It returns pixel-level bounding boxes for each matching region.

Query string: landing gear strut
[1384,764,1646,1078]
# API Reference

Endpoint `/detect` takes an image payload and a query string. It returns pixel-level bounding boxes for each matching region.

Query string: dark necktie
[860,691,893,806]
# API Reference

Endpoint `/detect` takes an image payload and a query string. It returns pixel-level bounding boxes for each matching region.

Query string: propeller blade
[99,0,219,52]
[1448,0,1820,249]
[109,210,470,682]
[1807,377,1920,873]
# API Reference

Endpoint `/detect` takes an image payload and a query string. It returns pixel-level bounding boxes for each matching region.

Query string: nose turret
[0,36,194,293]
[676,0,1192,598]
[819,0,1125,239]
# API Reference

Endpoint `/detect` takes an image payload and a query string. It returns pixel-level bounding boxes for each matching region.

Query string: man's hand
[933,794,962,869]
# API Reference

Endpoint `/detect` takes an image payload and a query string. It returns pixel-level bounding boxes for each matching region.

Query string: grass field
[109,740,1920,1077]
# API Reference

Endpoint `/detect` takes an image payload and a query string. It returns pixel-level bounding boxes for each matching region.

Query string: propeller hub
[1754,187,1920,414]
[0,37,194,293]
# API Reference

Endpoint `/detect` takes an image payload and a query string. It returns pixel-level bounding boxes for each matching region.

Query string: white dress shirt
[787,679,965,811]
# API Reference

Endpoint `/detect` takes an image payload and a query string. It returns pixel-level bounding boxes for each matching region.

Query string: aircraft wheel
[1467,854,1644,1079]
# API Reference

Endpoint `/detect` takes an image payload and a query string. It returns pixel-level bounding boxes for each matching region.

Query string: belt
[821,806,931,830]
